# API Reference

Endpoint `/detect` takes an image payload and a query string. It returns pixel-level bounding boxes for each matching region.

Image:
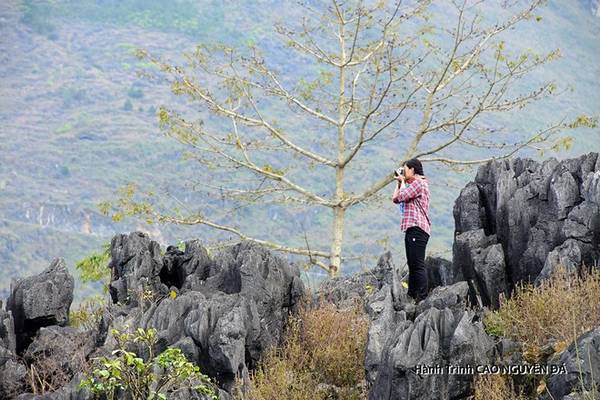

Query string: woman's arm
[392,180,405,204]
[392,179,423,203]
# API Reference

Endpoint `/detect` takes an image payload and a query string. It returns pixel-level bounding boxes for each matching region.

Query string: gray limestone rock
[0,358,28,398]
[543,327,600,400]
[7,258,74,353]
[101,236,305,394]
[535,239,583,284]
[0,304,16,356]
[454,152,599,292]
[368,306,494,400]
[316,251,395,309]
[108,231,163,305]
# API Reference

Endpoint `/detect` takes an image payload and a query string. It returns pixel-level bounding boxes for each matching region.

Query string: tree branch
[155,213,332,273]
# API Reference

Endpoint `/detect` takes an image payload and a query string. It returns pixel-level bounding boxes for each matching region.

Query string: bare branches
[419,116,569,165]
[156,212,331,273]
[163,113,335,207]
[123,0,583,274]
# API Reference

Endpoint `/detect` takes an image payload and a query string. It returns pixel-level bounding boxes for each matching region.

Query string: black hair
[404,158,424,176]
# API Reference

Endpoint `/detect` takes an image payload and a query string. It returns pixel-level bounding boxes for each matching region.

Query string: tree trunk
[330,19,346,277]
[329,189,345,277]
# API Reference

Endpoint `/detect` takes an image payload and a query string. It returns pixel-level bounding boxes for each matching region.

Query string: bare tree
[105,0,596,276]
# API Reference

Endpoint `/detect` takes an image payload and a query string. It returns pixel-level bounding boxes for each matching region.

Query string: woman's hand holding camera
[394,167,405,185]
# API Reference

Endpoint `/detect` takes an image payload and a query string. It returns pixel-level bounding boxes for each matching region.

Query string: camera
[394,167,404,177]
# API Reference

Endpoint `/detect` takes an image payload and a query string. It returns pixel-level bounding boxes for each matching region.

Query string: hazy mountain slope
[0,0,598,300]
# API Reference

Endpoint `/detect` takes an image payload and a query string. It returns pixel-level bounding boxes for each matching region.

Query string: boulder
[426,256,456,290]
[316,251,395,308]
[7,258,74,353]
[368,305,494,400]
[453,182,487,234]
[454,152,600,293]
[452,230,507,308]
[0,304,25,399]
[108,231,163,305]
[364,285,407,384]
[0,358,28,398]
[0,303,16,355]
[543,326,600,400]
[24,326,95,382]
[102,235,306,393]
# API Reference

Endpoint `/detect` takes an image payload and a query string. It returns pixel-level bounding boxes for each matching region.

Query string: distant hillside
[0,0,599,300]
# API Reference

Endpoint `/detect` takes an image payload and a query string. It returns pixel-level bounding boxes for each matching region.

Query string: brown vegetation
[484,265,600,358]
[243,301,369,400]
[478,264,600,399]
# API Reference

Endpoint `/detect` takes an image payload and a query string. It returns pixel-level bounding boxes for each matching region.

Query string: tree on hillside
[103,0,596,276]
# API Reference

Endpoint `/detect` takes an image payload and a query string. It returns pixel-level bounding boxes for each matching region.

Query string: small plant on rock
[80,327,218,400]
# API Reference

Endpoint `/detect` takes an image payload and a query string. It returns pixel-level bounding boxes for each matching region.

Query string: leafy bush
[76,243,111,289]
[244,302,369,400]
[80,327,218,400]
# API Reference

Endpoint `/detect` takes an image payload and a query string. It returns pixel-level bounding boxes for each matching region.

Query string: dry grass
[473,375,527,400]
[23,333,91,396]
[243,301,369,400]
[477,264,600,400]
[69,295,106,331]
[484,264,600,359]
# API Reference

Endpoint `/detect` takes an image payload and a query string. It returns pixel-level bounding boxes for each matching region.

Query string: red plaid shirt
[392,176,431,235]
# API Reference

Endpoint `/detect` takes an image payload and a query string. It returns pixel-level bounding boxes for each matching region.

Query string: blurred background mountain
[0,0,598,301]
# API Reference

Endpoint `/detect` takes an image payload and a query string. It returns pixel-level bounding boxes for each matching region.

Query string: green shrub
[75,243,111,289]
[80,327,218,400]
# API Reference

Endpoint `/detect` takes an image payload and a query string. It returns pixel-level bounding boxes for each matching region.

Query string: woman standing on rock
[392,158,432,303]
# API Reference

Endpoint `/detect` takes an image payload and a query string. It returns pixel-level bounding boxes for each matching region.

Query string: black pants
[405,226,430,302]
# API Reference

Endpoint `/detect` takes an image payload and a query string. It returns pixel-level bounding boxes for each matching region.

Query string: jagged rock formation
[2,153,599,399]
[321,153,600,400]
[0,233,305,399]
[7,258,74,354]
[543,326,600,399]
[0,303,27,398]
[451,152,599,307]
[106,233,305,385]
[319,252,494,400]
[0,258,77,398]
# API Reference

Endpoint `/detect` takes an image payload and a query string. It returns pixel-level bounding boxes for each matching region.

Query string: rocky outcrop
[360,153,600,400]
[543,326,600,399]
[1,233,306,399]
[316,251,395,308]
[450,152,600,307]
[6,258,74,353]
[0,304,27,399]
[1,259,79,399]
[317,252,454,310]
[104,233,305,385]
[364,275,492,400]
[104,233,306,394]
